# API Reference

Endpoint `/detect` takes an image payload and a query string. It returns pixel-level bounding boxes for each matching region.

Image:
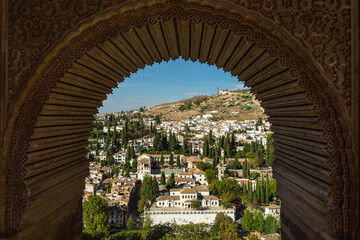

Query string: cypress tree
[160,172,166,185]
[96,141,99,156]
[176,155,181,167]
[230,132,236,156]
[209,130,214,146]
[151,176,159,201]
[256,178,260,200]
[265,173,270,204]
[131,160,137,173]
[169,131,173,151]
[169,152,174,166]
[261,176,265,204]
[166,173,176,190]
[160,154,164,165]
[188,143,192,156]
[259,181,263,204]
[243,159,248,179]
[248,181,253,202]
[131,144,135,159]
[107,120,110,138]
[203,138,208,157]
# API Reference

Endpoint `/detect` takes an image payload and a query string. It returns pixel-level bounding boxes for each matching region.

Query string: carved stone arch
[0,0,356,239]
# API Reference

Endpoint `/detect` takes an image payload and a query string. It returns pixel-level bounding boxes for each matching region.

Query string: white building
[137,158,151,180]
[265,205,281,218]
[156,186,219,209]
[147,185,235,225]
[177,168,207,185]
[113,151,127,164]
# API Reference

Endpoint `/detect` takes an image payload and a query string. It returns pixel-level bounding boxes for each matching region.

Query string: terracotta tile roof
[175,177,195,182]
[188,168,205,174]
[178,171,193,175]
[202,195,219,200]
[138,158,150,163]
[193,185,209,192]
[180,188,197,194]
[156,195,180,201]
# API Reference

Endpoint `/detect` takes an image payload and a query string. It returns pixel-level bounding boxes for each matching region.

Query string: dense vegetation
[84,213,244,240]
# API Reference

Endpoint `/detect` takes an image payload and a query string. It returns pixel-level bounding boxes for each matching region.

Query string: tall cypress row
[265,172,270,204]
[248,181,253,202]
[256,178,260,200]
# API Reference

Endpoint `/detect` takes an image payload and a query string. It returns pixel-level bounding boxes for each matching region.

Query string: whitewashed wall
[146,210,235,225]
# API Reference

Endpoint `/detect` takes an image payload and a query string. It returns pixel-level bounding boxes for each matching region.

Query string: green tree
[254,145,264,167]
[142,214,153,229]
[253,211,265,233]
[166,173,176,190]
[265,134,275,166]
[160,154,165,165]
[176,155,181,167]
[205,169,217,185]
[83,196,110,232]
[163,222,210,240]
[160,172,166,185]
[113,166,119,178]
[248,234,260,240]
[269,180,278,200]
[124,159,131,176]
[261,177,265,204]
[264,215,278,234]
[107,182,111,193]
[190,199,200,209]
[243,158,248,179]
[196,162,212,171]
[126,215,136,230]
[248,181,253,202]
[150,176,159,201]
[137,198,146,214]
[211,212,239,238]
[241,210,254,232]
[131,160,137,173]
[169,153,174,166]
[220,192,237,208]
[155,115,161,124]
[265,173,270,204]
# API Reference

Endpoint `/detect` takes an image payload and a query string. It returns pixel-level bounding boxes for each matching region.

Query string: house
[156,187,219,209]
[185,156,203,168]
[113,151,127,164]
[137,158,151,180]
[108,203,127,229]
[185,168,207,185]
[265,205,281,218]
[146,186,235,226]
[236,178,256,190]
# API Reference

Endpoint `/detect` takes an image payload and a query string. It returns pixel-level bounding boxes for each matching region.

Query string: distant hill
[142,89,265,121]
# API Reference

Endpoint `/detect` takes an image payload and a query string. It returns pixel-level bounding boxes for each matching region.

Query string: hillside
[142,89,266,121]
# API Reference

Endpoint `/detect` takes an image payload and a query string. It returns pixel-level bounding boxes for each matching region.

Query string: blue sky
[99,58,245,113]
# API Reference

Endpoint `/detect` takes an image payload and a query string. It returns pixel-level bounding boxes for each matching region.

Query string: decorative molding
[7,0,351,107]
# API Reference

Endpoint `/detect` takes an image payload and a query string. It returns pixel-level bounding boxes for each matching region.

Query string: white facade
[113,151,127,164]
[156,186,218,209]
[265,205,281,218]
[178,168,207,185]
[146,209,235,225]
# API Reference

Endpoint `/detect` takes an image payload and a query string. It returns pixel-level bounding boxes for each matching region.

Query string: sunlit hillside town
[83,91,280,239]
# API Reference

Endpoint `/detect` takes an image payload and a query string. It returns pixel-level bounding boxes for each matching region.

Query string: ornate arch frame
[0,0,358,239]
